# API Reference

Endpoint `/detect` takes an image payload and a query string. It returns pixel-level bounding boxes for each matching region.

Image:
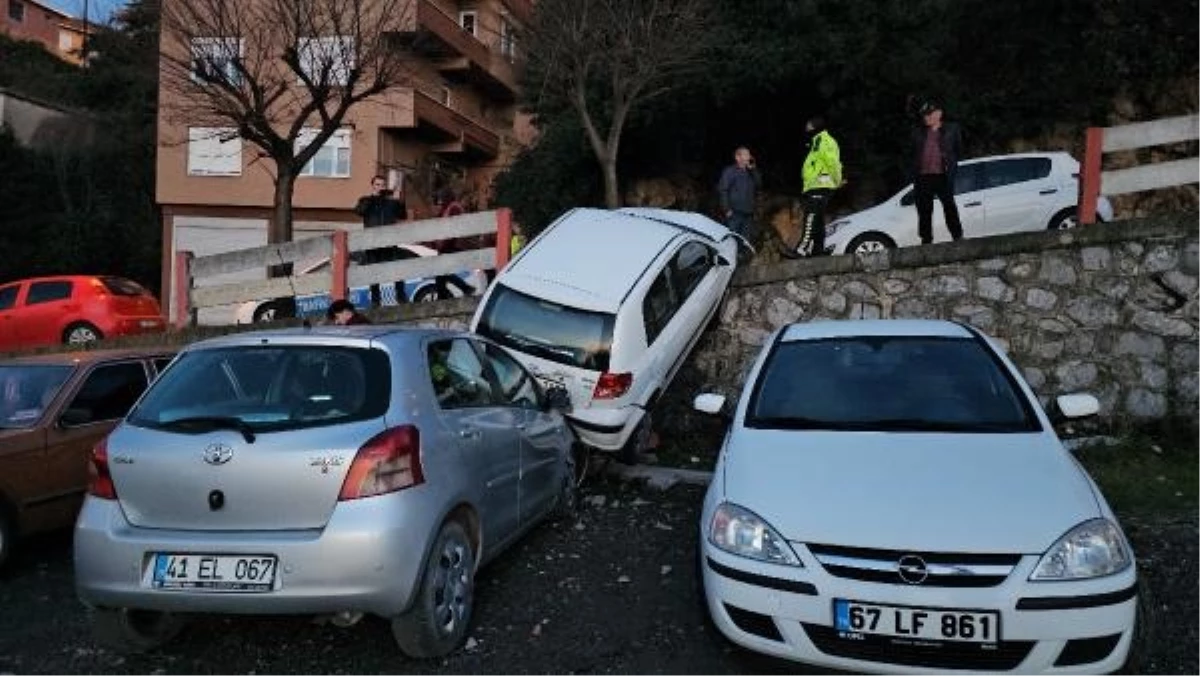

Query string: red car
[0,275,166,352]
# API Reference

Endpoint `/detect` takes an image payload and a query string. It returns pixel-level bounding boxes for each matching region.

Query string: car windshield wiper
[746,416,843,430]
[158,416,257,443]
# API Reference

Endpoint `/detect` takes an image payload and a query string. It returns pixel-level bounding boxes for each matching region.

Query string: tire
[1047,207,1080,231]
[617,410,652,466]
[391,520,475,659]
[253,299,296,323]
[550,451,579,522]
[412,285,446,303]
[62,321,103,345]
[91,608,187,653]
[845,232,896,257]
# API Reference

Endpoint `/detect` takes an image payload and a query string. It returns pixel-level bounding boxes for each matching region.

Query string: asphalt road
[0,476,1194,675]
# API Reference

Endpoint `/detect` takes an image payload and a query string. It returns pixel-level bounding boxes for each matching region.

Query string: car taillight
[338,426,424,501]
[593,372,633,399]
[88,438,118,500]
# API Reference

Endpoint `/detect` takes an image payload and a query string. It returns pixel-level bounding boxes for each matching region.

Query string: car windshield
[128,346,391,434]
[476,284,615,372]
[0,365,74,429]
[746,336,1041,433]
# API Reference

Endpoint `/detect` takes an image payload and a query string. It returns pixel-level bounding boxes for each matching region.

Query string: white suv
[470,208,745,461]
[825,152,1115,256]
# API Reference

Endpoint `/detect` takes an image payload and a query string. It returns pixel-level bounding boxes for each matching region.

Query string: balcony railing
[411,86,501,157]
[404,0,520,99]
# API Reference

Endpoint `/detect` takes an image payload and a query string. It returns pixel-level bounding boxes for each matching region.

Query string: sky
[39,0,125,24]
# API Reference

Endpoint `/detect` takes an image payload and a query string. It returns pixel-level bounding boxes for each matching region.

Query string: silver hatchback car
[74,326,577,657]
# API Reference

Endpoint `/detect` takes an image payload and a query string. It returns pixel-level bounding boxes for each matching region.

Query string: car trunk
[512,351,599,410]
[100,277,162,317]
[105,419,385,531]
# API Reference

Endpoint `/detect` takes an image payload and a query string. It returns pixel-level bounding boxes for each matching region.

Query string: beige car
[0,348,175,568]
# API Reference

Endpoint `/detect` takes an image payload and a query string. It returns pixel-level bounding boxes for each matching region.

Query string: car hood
[721,429,1101,554]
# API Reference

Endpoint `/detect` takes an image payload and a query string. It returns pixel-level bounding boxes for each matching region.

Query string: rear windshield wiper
[158,416,257,443]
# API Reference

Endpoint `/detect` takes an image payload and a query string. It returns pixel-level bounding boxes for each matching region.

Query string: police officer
[785,116,843,258]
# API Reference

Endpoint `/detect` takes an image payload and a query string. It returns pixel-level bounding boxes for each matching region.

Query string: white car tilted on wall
[694,319,1138,674]
[471,207,748,463]
[825,152,1115,256]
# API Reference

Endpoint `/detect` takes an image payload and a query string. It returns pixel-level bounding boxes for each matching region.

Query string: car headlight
[709,502,801,566]
[1030,519,1132,581]
[825,219,850,237]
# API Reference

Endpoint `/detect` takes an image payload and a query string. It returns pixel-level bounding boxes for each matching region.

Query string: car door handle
[1039,188,1058,195]
[459,427,481,439]
[963,201,982,207]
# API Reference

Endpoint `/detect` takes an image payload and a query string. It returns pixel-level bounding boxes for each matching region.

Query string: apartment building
[2,0,90,64]
[156,0,535,318]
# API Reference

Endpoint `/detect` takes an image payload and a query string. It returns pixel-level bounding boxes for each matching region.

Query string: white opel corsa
[694,319,1138,674]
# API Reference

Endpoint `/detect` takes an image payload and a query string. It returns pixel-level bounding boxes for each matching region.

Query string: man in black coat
[910,100,964,244]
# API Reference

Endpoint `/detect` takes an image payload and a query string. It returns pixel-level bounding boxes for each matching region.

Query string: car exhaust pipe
[330,611,364,628]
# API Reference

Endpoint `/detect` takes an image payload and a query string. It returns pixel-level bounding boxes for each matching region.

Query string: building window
[58,29,74,52]
[8,0,24,22]
[191,37,244,85]
[500,17,516,59]
[297,128,352,178]
[459,11,477,37]
[296,36,355,87]
[187,127,243,176]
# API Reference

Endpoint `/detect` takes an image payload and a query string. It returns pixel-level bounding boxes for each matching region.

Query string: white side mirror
[1056,393,1100,420]
[693,393,727,415]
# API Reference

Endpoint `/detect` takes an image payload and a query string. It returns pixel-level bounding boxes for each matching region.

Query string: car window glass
[982,158,1052,189]
[128,347,390,432]
[0,364,74,428]
[428,339,499,409]
[26,281,73,305]
[474,284,615,372]
[643,269,680,345]
[153,358,174,378]
[953,163,984,194]
[65,362,149,424]
[0,285,18,311]
[671,241,714,300]
[480,341,540,409]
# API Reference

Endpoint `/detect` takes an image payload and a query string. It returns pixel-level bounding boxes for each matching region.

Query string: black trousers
[914,174,963,244]
[796,188,835,256]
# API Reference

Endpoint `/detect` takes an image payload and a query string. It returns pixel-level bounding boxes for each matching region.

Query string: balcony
[396,0,521,102]
[376,88,500,159]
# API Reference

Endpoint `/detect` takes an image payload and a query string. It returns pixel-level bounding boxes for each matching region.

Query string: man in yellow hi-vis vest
[783,116,843,258]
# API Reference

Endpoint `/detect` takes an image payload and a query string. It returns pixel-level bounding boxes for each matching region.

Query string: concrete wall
[0,87,91,148]
[25,213,1198,429]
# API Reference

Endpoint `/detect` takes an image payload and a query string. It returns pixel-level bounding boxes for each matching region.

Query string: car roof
[0,347,176,366]
[502,208,727,310]
[781,319,975,342]
[0,274,103,287]
[958,150,1075,166]
[184,324,467,350]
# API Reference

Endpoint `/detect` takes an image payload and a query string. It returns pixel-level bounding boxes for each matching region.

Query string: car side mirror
[693,393,728,416]
[60,407,94,427]
[544,386,572,412]
[1049,393,1100,424]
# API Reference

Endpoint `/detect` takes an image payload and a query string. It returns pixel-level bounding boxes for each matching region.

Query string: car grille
[805,543,1023,588]
[802,624,1035,670]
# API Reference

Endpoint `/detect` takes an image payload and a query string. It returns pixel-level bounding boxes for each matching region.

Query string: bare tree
[523,0,717,208]
[159,0,418,246]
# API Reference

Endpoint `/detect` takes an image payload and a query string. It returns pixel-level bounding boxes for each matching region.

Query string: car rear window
[746,336,1040,433]
[128,346,391,434]
[100,277,149,296]
[476,284,615,372]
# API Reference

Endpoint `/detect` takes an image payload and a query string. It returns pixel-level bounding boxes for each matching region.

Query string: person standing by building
[785,116,843,258]
[353,175,407,306]
[716,146,762,248]
[910,99,963,244]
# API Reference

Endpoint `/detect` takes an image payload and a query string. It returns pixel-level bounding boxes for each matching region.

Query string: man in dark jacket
[716,146,762,245]
[910,100,964,244]
[353,175,407,305]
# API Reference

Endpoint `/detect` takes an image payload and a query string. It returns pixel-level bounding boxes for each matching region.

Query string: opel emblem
[897,554,929,585]
[203,443,234,466]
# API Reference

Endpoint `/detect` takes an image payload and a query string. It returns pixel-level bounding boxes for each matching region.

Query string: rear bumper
[104,315,168,336]
[74,493,437,617]
[566,407,641,451]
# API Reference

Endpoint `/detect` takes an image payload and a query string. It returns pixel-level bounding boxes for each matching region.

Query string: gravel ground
[0,476,1194,675]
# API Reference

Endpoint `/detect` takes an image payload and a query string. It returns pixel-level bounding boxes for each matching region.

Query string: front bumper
[700,542,1137,674]
[74,493,438,618]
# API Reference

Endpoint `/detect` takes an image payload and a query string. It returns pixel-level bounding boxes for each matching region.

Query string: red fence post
[495,208,513,269]
[1078,126,1104,225]
[331,230,349,301]
[173,250,193,329]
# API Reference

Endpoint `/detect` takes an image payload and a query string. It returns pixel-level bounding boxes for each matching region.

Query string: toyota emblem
[202,443,234,466]
[897,554,929,585]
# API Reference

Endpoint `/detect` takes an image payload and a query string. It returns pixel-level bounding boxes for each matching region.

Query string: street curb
[604,462,714,490]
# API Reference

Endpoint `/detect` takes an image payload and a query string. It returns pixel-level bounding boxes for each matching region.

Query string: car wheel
[62,322,103,345]
[1047,207,1080,230]
[550,451,579,522]
[846,232,896,256]
[391,520,475,659]
[617,411,652,466]
[253,299,296,323]
[412,286,446,303]
[91,608,186,653]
